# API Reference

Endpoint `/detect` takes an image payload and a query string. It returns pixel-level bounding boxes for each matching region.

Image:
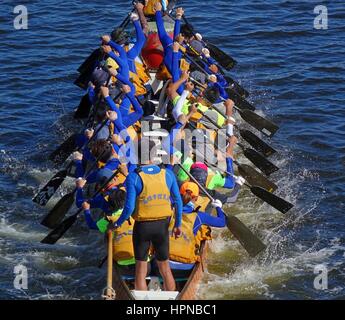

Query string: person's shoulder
[126,170,139,183]
[165,167,177,180]
[141,164,161,174]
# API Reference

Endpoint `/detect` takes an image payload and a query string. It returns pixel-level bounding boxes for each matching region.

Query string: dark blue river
[0,0,344,299]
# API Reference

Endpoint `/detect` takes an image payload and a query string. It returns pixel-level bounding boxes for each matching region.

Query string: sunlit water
[0,0,345,299]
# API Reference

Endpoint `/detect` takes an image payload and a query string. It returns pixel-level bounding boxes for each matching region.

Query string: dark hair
[90,139,113,163]
[108,188,126,212]
[136,137,157,164]
[182,191,194,205]
[95,103,107,122]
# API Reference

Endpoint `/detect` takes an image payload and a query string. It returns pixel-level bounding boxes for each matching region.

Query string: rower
[112,138,183,291]
[154,3,186,94]
[167,182,226,278]
[81,188,148,277]
[75,168,125,215]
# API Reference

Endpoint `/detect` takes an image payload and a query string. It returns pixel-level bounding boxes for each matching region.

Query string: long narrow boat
[112,242,208,300]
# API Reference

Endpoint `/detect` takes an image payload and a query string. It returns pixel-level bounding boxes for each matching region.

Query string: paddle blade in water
[243,148,279,176]
[250,186,294,213]
[237,163,278,193]
[49,134,78,166]
[239,129,277,157]
[224,76,249,98]
[41,212,79,245]
[237,109,279,138]
[203,86,220,104]
[206,42,237,70]
[77,48,102,74]
[226,215,266,257]
[32,169,67,206]
[74,94,92,119]
[226,88,255,111]
[41,191,75,229]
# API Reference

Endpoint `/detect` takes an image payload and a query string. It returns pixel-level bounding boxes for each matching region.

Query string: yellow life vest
[124,46,151,97]
[169,211,212,264]
[108,214,135,262]
[180,58,190,72]
[133,168,173,221]
[156,62,172,81]
[129,71,147,96]
[194,195,211,212]
[144,0,169,16]
[105,57,119,83]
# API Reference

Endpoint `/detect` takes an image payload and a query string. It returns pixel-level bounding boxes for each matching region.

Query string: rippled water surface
[0,0,345,299]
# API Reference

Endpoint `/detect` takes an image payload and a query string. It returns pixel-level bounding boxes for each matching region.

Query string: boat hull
[112,241,208,300]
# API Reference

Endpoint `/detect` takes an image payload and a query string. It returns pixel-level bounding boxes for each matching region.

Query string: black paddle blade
[32,170,67,206]
[204,86,220,104]
[237,163,277,193]
[40,192,75,229]
[226,215,266,257]
[224,76,249,98]
[74,94,92,119]
[226,88,255,111]
[41,212,79,245]
[206,42,237,70]
[237,109,279,138]
[239,129,277,157]
[77,48,101,74]
[49,134,78,166]
[250,186,294,214]
[243,148,279,176]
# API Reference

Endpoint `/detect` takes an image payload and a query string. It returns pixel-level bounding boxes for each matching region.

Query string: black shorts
[133,218,170,262]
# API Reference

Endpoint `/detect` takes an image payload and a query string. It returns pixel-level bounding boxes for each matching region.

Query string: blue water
[1,0,345,299]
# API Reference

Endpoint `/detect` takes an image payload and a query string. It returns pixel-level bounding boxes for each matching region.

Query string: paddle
[41,169,121,244]
[204,158,292,213]
[41,143,110,228]
[185,46,249,99]
[177,163,266,257]
[181,15,237,71]
[187,58,279,137]
[188,122,278,193]
[39,119,110,207]
[197,110,279,176]
[224,75,249,99]
[196,75,254,111]
[32,162,73,206]
[48,114,109,166]
[102,231,116,300]
[191,145,292,213]
[190,78,277,157]
[49,133,79,166]
[238,129,277,157]
[236,108,279,138]
[76,12,131,74]
[74,93,93,120]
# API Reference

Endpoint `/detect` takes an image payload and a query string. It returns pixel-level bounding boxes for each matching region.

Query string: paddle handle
[101,230,116,300]
[106,230,114,299]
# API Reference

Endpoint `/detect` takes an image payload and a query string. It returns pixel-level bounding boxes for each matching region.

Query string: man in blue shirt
[114,138,183,291]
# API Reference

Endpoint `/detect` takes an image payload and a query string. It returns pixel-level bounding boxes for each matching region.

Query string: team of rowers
[71,0,246,291]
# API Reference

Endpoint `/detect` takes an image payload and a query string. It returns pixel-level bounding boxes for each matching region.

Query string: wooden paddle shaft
[106,230,113,298]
